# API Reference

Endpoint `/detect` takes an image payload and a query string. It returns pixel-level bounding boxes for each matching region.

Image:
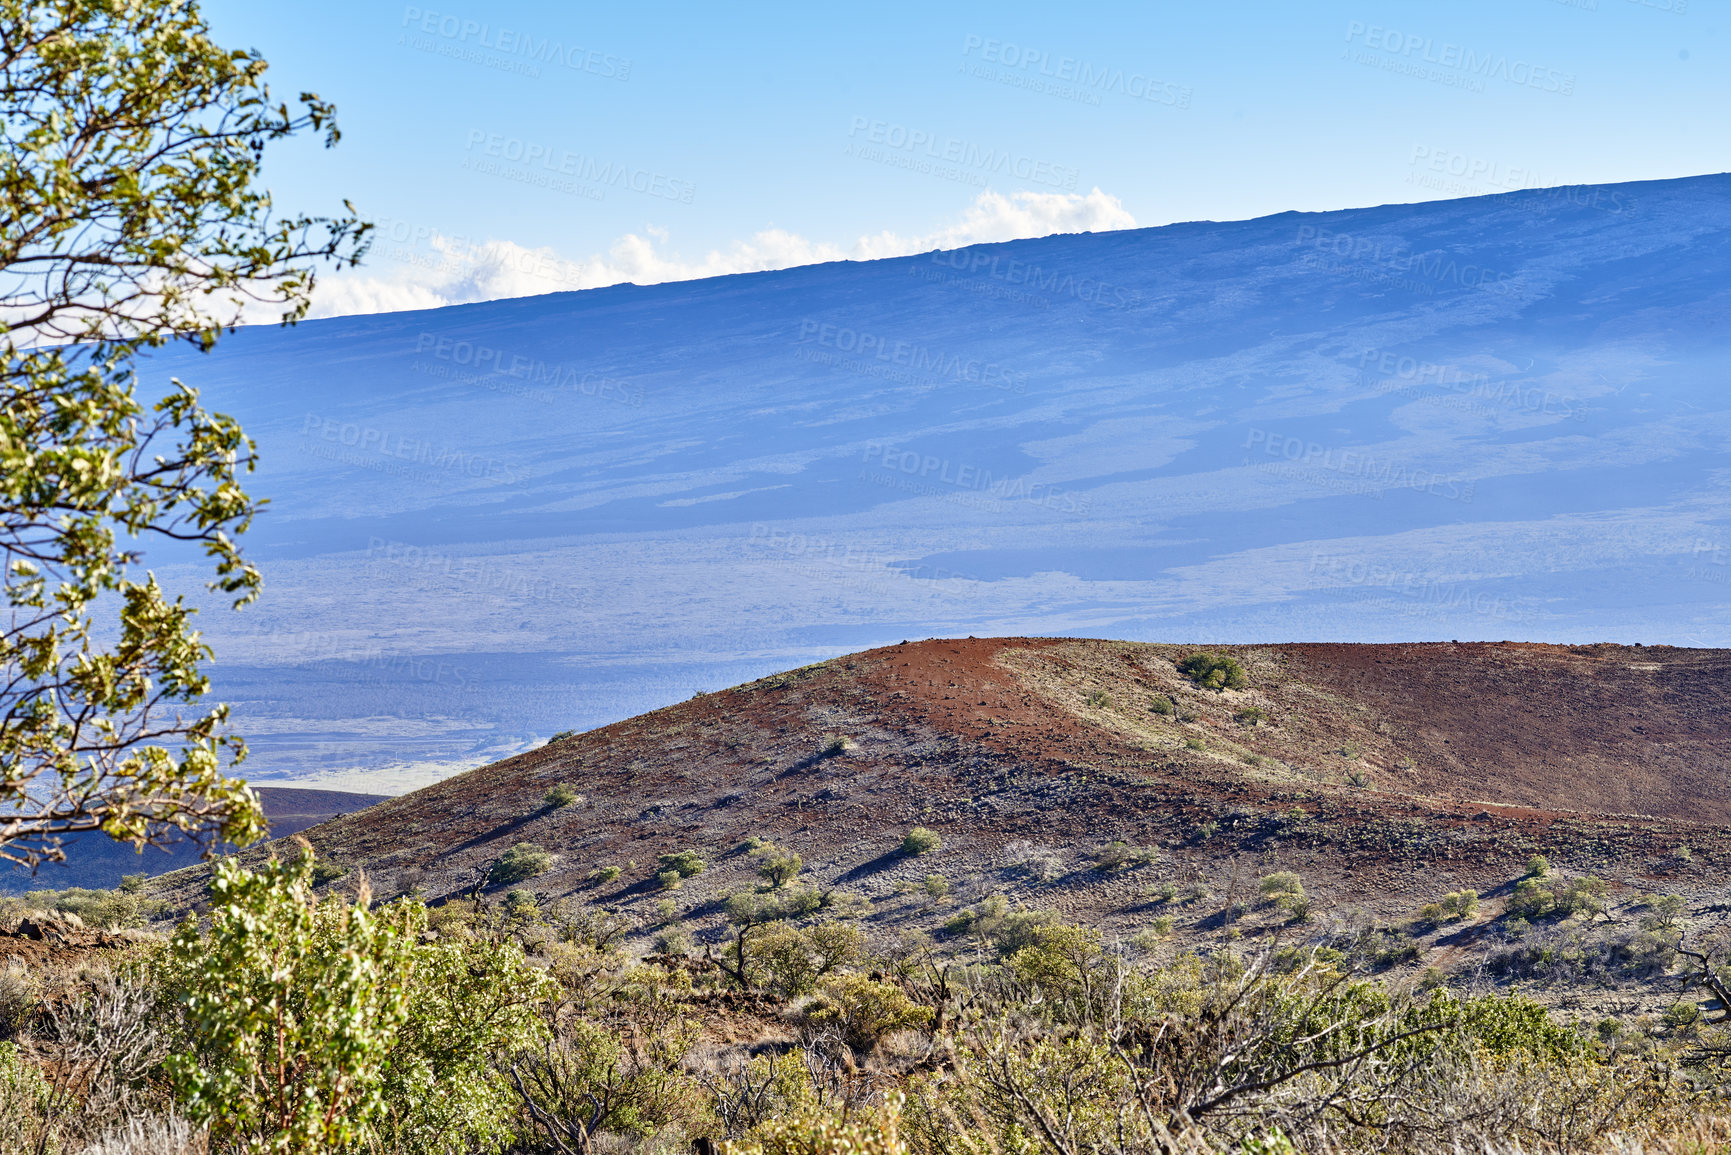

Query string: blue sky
[205,0,1727,315]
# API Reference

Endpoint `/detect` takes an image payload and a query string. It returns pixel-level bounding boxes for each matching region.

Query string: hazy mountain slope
[135,174,1731,788]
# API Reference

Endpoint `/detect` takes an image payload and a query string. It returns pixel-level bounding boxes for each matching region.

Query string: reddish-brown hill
[159,638,1721,938]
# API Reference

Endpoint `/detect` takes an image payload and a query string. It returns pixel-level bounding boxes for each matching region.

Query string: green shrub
[1184,738,1206,751]
[587,865,621,885]
[23,885,161,929]
[821,735,854,756]
[488,843,553,886]
[902,827,942,856]
[653,925,692,956]
[1178,651,1247,691]
[807,973,933,1053]
[923,874,950,899]
[119,873,148,894]
[1149,695,1174,715]
[758,850,803,888]
[657,870,683,891]
[160,853,422,1153]
[1086,689,1112,708]
[1416,890,1479,926]
[1234,707,1267,727]
[548,729,577,743]
[544,783,581,809]
[657,850,707,878]
[1638,893,1686,931]
[1508,875,1606,923]
[1258,871,1306,913]
[0,1041,51,1153]
[1525,855,1550,878]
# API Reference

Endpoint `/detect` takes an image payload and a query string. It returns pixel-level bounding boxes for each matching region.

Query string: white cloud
[309,188,1136,318]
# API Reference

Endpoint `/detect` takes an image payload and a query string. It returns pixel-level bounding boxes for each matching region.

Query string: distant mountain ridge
[3,788,391,893]
[132,173,1731,789]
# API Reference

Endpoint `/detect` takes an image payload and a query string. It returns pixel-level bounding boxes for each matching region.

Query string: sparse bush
[656,898,678,922]
[1638,893,1686,931]
[1148,881,1179,904]
[504,889,540,918]
[1184,737,1206,751]
[902,827,942,856]
[1508,875,1607,923]
[653,925,692,956]
[587,865,622,885]
[1001,840,1063,882]
[1526,854,1550,878]
[1234,707,1267,727]
[1086,689,1112,708]
[23,885,161,929]
[1092,840,1160,873]
[0,967,35,1041]
[543,782,580,809]
[923,874,950,899]
[725,1091,909,1155]
[548,729,577,743]
[1178,651,1247,691]
[807,973,932,1053]
[657,870,683,891]
[0,1042,52,1153]
[1258,871,1306,914]
[821,734,854,756]
[1149,695,1174,715]
[1416,890,1479,926]
[488,843,553,886]
[658,850,707,878]
[1133,917,1175,949]
[1346,768,1367,787]
[119,873,148,894]
[309,861,349,887]
[758,849,803,888]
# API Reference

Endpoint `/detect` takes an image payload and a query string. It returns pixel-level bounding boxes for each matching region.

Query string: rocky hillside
[150,639,1724,961]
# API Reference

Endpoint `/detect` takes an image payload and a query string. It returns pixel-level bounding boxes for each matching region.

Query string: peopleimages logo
[1344,22,1575,95]
[960,35,1192,108]
[463,131,695,203]
[1295,224,1517,296]
[845,117,1079,191]
[413,332,644,406]
[796,320,1027,393]
[930,248,1142,310]
[400,8,631,79]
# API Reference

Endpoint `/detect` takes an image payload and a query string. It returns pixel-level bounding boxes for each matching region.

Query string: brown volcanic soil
[150,639,1728,966]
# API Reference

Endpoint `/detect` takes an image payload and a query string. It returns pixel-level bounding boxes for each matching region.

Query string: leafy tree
[0,0,366,870]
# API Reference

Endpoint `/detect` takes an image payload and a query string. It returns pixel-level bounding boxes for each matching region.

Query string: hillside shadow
[447,808,548,855]
[835,849,903,884]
